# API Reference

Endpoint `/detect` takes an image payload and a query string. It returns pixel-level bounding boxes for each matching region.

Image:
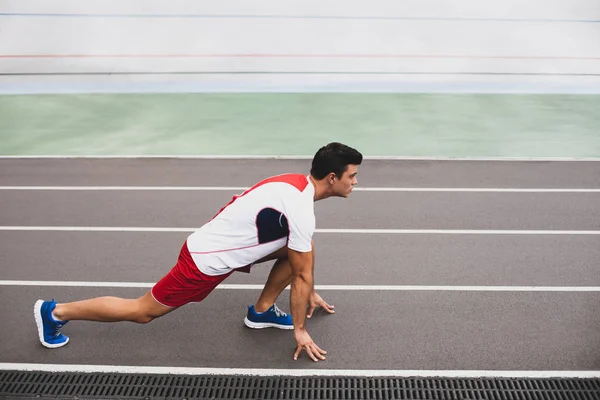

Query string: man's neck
[309,175,331,201]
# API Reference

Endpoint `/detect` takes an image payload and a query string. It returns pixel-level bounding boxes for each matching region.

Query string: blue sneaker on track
[34,299,69,348]
[244,303,293,330]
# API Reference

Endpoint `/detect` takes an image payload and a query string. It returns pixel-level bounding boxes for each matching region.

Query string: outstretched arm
[288,247,327,362]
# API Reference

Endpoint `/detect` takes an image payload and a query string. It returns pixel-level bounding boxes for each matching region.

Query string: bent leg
[254,257,293,312]
[53,291,175,324]
[253,241,314,312]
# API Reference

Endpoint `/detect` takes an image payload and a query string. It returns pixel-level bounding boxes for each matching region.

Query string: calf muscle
[53,292,174,323]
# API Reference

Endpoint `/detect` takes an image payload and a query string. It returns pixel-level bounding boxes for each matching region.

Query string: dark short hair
[310,142,363,180]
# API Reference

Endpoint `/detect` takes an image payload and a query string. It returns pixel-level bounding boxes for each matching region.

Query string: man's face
[330,164,359,198]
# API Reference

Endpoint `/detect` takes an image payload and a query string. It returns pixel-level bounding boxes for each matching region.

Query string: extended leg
[53,291,174,323]
[34,291,175,348]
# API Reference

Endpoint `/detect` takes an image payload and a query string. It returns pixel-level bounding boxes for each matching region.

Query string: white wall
[1,0,599,93]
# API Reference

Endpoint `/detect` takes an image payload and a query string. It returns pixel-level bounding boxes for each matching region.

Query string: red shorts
[151,241,240,308]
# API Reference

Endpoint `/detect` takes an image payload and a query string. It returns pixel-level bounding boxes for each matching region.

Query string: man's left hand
[307,291,335,318]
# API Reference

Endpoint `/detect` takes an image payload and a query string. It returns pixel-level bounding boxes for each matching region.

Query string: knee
[132,299,162,324]
[134,313,156,324]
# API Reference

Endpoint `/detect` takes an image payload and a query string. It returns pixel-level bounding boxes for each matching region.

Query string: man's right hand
[293,329,327,362]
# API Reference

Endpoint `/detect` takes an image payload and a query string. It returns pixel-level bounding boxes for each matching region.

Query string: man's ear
[328,173,336,185]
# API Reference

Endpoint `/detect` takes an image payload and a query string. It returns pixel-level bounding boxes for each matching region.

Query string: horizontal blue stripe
[0,13,598,23]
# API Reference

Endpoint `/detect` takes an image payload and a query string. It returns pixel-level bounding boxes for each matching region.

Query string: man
[34,142,362,362]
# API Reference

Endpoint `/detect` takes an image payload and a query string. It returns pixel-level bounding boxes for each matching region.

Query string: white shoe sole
[34,300,69,349]
[244,317,294,330]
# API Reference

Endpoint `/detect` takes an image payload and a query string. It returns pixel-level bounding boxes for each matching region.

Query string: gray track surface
[1,159,600,188]
[1,159,599,371]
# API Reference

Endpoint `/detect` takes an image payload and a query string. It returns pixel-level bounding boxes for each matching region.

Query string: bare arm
[288,247,326,361]
[288,247,313,331]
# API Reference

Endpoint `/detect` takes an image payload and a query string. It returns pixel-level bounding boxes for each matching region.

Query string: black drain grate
[1,371,599,400]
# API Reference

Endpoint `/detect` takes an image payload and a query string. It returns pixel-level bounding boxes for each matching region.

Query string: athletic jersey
[186,174,316,276]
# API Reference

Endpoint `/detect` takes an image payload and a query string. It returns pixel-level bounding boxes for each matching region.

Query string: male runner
[34,142,362,362]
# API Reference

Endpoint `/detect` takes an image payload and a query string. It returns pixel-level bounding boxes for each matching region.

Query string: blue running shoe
[244,303,293,330]
[34,299,69,348]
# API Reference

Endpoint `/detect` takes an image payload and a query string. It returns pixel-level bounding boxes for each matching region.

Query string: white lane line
[1,186,599,192]
[2,280,599,291]
[0,186,249,191]
[0,363,598,378]
[0,226,196,232]
[1,155,600,161]
[1,226,599,234]
[319,229,600,235]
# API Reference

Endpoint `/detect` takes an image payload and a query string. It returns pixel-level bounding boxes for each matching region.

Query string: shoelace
[53,322,64,338]
[272,304,287,318]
